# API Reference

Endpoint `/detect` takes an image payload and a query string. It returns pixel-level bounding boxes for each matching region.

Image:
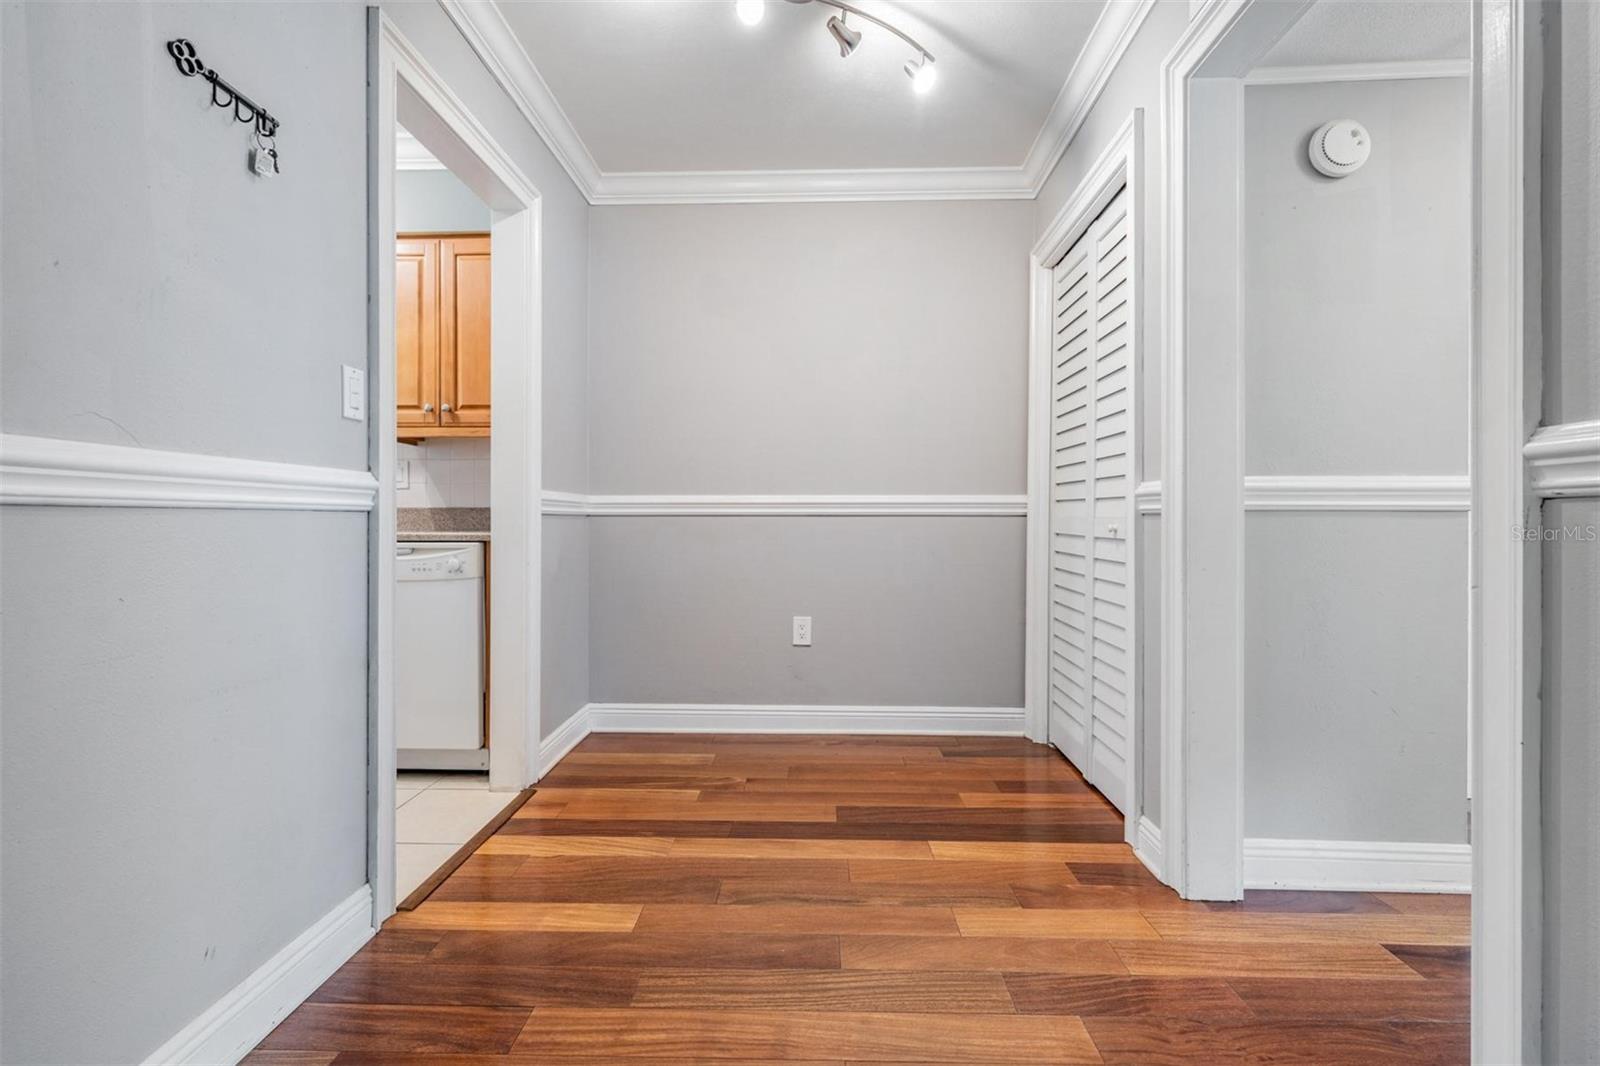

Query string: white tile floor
[394,771,511,902]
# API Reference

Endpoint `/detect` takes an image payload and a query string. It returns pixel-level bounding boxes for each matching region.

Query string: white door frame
[1156,0,1314,906]
[1164,0,1539,1054]
[367,9,544,925]
[1025,109,1146,858]
[1470,0,1542,1059]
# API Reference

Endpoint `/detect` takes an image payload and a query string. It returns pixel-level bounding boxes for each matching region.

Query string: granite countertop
[397,507,490,542]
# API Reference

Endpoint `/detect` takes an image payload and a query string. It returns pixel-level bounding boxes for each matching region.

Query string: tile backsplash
[396,438,490,508]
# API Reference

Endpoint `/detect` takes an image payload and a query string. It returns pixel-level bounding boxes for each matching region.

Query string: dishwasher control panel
[396,542,484,581]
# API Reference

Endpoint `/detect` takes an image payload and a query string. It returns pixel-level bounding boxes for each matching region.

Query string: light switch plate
[341,365,365,421]
[792,616,812,647]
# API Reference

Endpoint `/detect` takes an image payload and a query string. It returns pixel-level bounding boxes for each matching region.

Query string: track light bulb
[905,55,936,94]
[735,0,764,27]
[827,14,862,57]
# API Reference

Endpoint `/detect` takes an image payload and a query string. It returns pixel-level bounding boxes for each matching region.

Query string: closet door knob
[442,403,453,413]
[422,403,434,413]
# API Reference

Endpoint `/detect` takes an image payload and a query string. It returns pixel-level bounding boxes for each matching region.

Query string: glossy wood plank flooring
[249,734,1469,1064]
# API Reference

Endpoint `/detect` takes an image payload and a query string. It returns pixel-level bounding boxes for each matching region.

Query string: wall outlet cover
[792,616,812,646]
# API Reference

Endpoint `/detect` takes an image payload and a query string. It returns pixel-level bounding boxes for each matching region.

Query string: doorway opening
[368,12,544,924]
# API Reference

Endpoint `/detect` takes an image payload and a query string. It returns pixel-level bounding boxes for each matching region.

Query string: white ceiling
[494,0,1110,173]
[1259,0,1470,67]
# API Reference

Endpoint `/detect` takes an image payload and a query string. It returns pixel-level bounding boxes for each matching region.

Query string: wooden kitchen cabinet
[397,233,490,439]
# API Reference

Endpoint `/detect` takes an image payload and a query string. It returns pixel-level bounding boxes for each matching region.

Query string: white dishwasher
[396,542,486,771]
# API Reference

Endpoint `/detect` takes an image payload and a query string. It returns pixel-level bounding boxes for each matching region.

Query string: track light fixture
[735,0,936,94]
[826,13,861,58]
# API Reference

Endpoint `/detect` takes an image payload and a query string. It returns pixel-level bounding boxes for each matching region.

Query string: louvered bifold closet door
[1048,186,1133,815]
[1088,192,1131,813]
[1048,231,1094,773]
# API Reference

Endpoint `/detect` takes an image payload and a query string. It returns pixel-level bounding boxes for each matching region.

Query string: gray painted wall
[1540,2,1600,1058]
[1540,499,1600,1063]
[0,2,591,1061]
[589,201,1032,494]
[1242,78,1470,476]
[0,4,368,1062]
[379,0,592,742]
[590,517,1024,707]
[0,511,369,1064]
[1240,77,1470,843]
[586,201,1031,708]
[396,167,491,233]
[1244,513,1468,841]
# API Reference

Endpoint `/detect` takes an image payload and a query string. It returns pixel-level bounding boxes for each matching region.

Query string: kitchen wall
[396,164,491,233]
[1540,1,1600,1059]
[0,4,368,1062]
[586,200,1033,710]
[1240,75,1470,845]
[378,1,592,745]
[397,439,491,509]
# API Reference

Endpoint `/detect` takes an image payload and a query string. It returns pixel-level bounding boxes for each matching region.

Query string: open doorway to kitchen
[368,12,544,925]
[390,125,517,907]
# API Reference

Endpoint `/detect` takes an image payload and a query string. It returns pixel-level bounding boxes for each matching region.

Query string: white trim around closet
[0,433,377,511]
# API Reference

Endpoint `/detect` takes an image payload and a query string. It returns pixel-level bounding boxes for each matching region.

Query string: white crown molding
[1245,58,1473,86]
[1020,0,1158,194]
[1244,837,1471,893]
[442,0,1155,204]
[587,702,1026,736]
[439,0,604,197]
[1525,419,1600,499]
[590,166,1035,205]
[0,433,378,511]
[1244,475,1471,512]
[142,886,373,1065]
[541,491,1026,516]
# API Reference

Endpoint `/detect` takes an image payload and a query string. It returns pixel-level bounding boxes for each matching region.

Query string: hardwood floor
[248,734,1469,1064]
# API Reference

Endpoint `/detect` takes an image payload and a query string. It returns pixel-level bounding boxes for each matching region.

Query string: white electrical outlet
[395,459,410,489]
[792,616,812,647]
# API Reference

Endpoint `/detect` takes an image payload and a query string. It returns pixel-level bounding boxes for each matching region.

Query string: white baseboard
[1243,838,1471,893]
[143,885,374,1065]
[537,704,594,778]
[584,702,1026,736]
[1134,816,1163,880]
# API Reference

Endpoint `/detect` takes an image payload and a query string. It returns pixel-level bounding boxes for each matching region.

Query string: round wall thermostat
[1309,119,1372,177]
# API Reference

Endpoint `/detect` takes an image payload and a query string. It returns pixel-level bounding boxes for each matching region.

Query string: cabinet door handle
[442,403,453,413]
[422,403,434,413]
